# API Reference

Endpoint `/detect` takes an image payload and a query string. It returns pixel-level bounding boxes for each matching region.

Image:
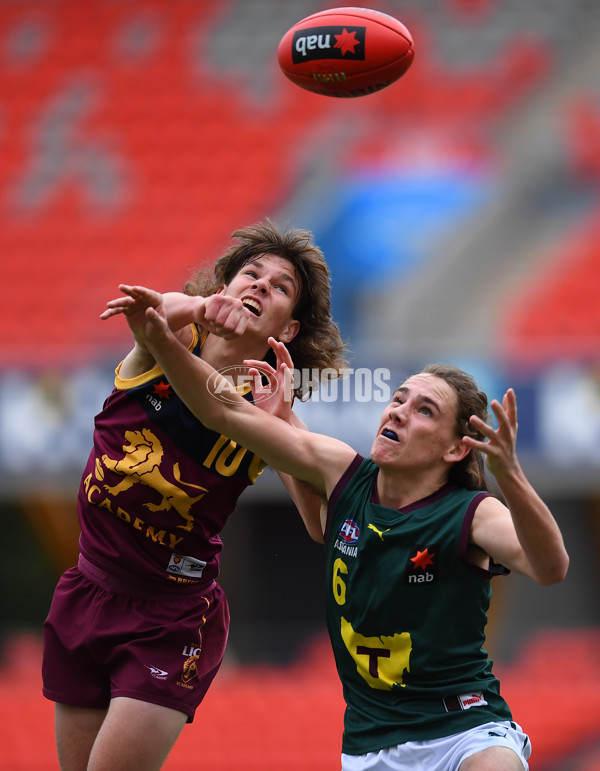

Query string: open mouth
[242,298,262,317]
[382,429,399,442]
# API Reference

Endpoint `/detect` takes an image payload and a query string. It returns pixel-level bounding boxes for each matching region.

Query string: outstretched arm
[245,339,326,542]
[124,285,355,498]
[102,289,249,339]
[277,417,327,543]
[466,389,569,585]
[101,286,249,378]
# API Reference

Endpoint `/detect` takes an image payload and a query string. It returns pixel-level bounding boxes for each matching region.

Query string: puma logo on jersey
[368,524,390,541]
[443,692,488,711]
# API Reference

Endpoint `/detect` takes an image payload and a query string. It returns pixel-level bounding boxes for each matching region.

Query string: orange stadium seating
[1,4,600,770]
[568,95,600,180]
[1,629,599,770]
[501,207,600,365]
[0,0,561,367]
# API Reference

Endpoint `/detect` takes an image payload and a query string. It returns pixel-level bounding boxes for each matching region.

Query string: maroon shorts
[42,557,229,722]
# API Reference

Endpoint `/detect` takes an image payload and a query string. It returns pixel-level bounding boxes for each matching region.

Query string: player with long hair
[118,285,569,771]
[42,221,346,771]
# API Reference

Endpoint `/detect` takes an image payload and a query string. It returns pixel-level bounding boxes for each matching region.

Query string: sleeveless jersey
[77,325,265,593]
[325,455,513,755]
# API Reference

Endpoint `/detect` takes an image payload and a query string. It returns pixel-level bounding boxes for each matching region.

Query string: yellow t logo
[340,617,411,690]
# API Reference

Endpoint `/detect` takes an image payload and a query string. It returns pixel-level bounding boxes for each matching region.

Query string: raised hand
[101,284,165,347]
[465,388,519,480]
[100,286,157,320]
[198,293,249,339]
[103,287,249,340]
[244,337,296,420]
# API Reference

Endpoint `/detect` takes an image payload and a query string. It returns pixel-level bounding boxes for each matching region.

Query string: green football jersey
[325,455,513,755]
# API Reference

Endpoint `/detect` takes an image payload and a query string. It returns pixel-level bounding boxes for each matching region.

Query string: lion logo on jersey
[101,428,208,532]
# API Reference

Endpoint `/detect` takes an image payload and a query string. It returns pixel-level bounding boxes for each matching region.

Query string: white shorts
[341,721,531,771]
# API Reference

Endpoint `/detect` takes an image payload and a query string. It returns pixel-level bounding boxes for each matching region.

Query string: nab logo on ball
[291,25,366,64]
[278,6,414,98]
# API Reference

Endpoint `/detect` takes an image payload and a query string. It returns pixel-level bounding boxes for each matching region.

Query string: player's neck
[376,467,448,510]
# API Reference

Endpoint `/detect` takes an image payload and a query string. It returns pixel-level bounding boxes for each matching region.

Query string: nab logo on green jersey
[405,544,438,585]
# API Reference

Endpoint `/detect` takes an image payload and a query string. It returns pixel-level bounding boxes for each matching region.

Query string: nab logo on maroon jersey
[339,519,360,544]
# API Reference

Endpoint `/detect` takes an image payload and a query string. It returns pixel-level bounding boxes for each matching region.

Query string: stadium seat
[0,0,584,365]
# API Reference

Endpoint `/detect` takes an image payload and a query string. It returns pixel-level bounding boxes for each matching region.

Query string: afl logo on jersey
[339,519,360,543]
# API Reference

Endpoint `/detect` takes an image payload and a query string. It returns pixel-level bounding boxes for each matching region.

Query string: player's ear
[278,319,300,344]
[443,439,470,464]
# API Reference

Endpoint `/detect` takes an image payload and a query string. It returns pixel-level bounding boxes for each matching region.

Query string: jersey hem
[78,552,218,598]
[341,706,514,755]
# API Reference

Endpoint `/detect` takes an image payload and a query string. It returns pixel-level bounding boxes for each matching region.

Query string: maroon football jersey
[77,326,265,591]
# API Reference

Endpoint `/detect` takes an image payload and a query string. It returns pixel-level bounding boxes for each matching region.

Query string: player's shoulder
[472,493,506,516]
[308,430,355,459]
[305,432,358,488]
[469,493,511,541]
